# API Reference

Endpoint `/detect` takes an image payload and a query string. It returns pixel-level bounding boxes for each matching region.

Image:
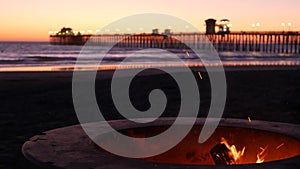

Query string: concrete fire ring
[22,118,300,169]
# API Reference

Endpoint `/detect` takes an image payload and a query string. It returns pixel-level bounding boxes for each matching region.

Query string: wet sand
[1,66,300,168]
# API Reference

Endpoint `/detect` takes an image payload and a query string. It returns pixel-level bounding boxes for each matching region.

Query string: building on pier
[152,28,159,35]
[205,18,231,34]
[205,18,217,34]
[218,19,231,34]
[50,27,91,45]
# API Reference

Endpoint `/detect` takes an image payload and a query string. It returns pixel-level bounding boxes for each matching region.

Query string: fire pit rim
[22,118,300,169]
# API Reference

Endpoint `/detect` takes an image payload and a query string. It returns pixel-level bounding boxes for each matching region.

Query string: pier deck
[50,32,300,54]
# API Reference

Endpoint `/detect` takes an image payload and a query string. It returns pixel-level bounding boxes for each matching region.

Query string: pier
[50,32,300,54]
[206,32,300,54]
[50,35,91,45]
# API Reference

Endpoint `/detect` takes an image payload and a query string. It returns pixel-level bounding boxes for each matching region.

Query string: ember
[276,143,285,150]
[248,117,251,123]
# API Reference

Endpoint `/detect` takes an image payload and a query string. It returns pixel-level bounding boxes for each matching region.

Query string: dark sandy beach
[1,66,300,168]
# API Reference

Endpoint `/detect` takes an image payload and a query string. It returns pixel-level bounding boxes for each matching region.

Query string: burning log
[210,143,235,165]
[210,138,245,165]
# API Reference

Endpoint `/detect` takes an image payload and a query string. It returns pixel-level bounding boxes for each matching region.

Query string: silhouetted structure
[205,19,231,34]
[164,29,171,35]
[50,27,90,45]
[56,27,75,36]
[50,28,300,54]
[206,31,299,53]
[218,19,231,34]
[205,19,216,34]
[152,29,159,35]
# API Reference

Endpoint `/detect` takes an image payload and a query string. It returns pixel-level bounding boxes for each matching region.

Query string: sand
[1,66,300,168]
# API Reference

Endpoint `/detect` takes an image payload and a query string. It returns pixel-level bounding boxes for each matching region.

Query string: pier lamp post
[256,23,260,31]
[115,28,120,34]
[139,27,143,33]
[287,22,292,31]
[185,25,190,32]
[281,22,286,32]
[251,23,260,32]
[87,30,93,34]
[251,23,256,31]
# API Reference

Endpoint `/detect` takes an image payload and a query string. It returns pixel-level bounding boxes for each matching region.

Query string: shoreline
[1,64,300,73]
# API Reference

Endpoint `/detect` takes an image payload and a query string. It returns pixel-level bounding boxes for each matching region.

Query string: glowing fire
[220,138,245,164]
[219,138,269,165]
[256,155,264,163]
[256,146,268,163]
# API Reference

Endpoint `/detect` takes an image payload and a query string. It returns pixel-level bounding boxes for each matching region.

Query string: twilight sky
[0,0,299,41]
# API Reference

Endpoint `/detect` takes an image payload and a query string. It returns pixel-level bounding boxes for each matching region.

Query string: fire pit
[22,118,300,169]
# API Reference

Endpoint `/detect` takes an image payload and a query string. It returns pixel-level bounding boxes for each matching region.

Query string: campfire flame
[216,138,269,165]
[256,145,268,163]
[220,138,245,164]
[256,155,264,163]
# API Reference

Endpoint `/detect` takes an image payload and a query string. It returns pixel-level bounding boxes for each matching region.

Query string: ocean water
[1,42,300,71]
[0,42,81,68]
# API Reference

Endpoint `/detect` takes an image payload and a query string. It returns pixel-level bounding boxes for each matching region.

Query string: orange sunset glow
[0,0,300,41]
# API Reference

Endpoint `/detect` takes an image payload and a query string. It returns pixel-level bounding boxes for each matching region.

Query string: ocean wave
[26,56,77,61]
[0,59,25,64]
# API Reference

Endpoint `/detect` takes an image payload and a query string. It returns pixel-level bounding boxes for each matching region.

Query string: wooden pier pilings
[205,32,300,54]
[50,32,300,54]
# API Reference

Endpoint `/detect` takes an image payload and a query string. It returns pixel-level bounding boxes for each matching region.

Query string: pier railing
[50,32,300,54]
